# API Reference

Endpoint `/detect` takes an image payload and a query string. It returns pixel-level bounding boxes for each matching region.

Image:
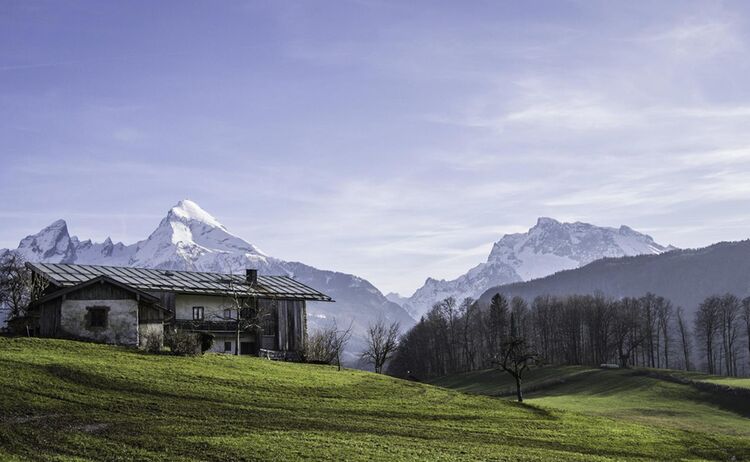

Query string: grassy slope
[0,339,748,462]
[655,370,750,390]
[431,366,750,458]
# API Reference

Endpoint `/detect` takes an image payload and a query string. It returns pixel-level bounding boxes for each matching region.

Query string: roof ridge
[29,263,333,302]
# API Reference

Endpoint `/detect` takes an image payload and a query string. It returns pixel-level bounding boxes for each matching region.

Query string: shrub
[143,329,163,353]
[199,332,215,353]
[166,329,201,356]
[306,327,337,364]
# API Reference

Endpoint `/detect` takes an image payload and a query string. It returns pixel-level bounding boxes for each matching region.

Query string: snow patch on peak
[402,218,672,319]
[170,200,226,229]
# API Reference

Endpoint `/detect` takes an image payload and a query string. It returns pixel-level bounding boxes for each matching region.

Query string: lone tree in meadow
[493,313,542,403]
[361,319,400,373]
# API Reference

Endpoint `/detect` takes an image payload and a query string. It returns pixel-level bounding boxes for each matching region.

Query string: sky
[2,0,750,296]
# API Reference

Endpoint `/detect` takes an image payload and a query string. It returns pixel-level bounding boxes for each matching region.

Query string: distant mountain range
[477,240,750,314]
[8,202,736,345]
[1,200,415,359]
[397,217,675,319]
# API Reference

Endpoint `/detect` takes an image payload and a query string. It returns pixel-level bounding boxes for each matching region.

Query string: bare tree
[676,307,692,371]
[640,293,659,368]
[695,296,721,374]
[656,297,673,369]
[436,297,460,373]
[210,274,269,356]
[459,298,477,371]
[493,312,542,403]
[719,294,741,376]
[307,319,353,371]
[0,253,48,321]
[610,298,646,368]
[361,319,400,373]
[743,297,750,375]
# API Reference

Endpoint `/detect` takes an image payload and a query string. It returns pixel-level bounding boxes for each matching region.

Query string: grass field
[654,369,750,390]
[1,338,749,461]
[430,365,750,458]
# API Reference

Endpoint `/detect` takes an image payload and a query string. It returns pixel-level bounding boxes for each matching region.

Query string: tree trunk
[515,375,523,403]
[235,323,240,356]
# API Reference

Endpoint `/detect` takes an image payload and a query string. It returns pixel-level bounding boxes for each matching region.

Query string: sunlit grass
[431,365,750,452]
[1,338,748,461]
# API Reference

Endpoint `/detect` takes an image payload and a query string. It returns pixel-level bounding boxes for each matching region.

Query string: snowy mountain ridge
[3,200,415,359]
[400,217,675,319]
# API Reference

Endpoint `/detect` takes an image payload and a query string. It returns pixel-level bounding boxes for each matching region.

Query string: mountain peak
[47,219,68,230]
[15,218,74,263]
[169,200,225,229]
[535,217,560,227]
[403,217,671,319]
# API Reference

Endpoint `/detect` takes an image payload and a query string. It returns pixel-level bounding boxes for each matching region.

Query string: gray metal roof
[29,263,333,302]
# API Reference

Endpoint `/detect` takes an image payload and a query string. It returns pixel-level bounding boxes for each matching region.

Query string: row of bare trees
[694,294,750,376]
[388,292,750,380]
[306,318,399,373]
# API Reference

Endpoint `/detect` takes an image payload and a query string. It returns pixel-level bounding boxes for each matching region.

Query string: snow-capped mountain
[4,200,415,359]
[400,217,675,319]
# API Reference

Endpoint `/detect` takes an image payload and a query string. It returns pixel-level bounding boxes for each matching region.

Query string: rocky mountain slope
[400,217,674,319]
[2,200,415,359]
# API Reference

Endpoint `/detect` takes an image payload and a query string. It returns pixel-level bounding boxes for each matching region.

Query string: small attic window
[218,277,233,284]
[164,271,175,277]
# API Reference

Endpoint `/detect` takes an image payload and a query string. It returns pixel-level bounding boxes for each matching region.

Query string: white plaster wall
[138,322,164,349]
[174,294,234,321]
[60,299,138,345]
[208,334,236,354]
[204,334,260,354]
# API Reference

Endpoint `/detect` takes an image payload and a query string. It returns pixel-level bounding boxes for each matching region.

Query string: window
[223,308,232,319]
[87,307,108,328]
[224,341,232,352]
[192,306,204,321]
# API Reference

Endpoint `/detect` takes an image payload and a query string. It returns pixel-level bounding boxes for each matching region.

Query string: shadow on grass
[2,356,749,462]
[632,369,750,418]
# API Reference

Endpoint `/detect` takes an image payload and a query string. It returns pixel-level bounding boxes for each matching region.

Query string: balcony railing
[174,319,244,332]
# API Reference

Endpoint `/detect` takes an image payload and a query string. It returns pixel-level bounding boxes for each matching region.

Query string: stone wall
[59,299,138,345]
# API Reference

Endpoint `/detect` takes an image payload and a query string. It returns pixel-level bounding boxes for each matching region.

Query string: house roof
[30,274,165,308]
[28,263,334,302]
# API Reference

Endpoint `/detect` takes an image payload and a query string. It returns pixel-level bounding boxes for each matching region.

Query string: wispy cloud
[3,1,750,294]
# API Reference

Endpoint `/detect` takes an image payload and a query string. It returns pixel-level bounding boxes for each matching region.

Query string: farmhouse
[25,263,333,358]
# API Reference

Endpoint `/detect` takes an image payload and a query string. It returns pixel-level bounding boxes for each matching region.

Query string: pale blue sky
[2,1,750,295]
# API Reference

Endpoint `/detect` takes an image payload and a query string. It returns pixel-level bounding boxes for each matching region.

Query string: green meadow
[1,338,748,461]
[431,365,750,460]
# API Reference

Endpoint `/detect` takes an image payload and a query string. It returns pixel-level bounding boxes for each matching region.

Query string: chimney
[245,268,258,286]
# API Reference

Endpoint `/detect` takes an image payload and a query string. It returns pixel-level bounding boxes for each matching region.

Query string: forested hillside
[478,240,750,313]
